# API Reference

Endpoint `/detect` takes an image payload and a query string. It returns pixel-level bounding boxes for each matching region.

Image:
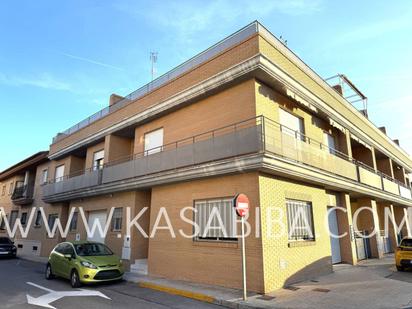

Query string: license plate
[0,252,9,255]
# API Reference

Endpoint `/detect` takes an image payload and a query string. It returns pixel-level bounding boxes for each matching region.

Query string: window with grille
[194,198,237,241]
[70,212,78,231]
[48,214,58,230]
[111,208,123,231]
[286,199,315,241]
[34,211,42,227]
[9,211,18,229]
[21,212,28,226]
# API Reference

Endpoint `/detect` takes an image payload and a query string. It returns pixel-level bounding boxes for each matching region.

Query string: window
[15,181,24,189]
[286,199,315,241]
[194,198,237,241]
[144,128,164,155]
[111,208,123,231]
[93,150,105,171]
[2,185,5,196]
[54,243,65,254]
[41,169,48,184]
[70,212,78,231]
[20,212,28,226]
[323,132,336,154]
[279,108,304,139]
[61,243,75,257]
[9,211,18,229]
[48,214,58,230]
[74,243,113,256]
[401,238,412,247]
[8,182,14,195]
[54,165,65,183]
[34,211,42,227]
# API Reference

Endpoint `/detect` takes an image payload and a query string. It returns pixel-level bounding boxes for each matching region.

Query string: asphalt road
[0,257,221,309]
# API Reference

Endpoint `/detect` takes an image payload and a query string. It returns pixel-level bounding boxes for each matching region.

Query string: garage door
[87,211,107,244]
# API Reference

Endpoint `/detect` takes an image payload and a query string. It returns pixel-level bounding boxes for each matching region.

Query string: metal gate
[379,230,393,254]
[354,230,371,260]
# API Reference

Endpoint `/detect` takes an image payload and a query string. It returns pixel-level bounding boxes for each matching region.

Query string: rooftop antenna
[279,35,288,46]
[150,51,158,81]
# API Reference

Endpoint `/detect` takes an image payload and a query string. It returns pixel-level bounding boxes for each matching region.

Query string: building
[1,21,412,294]
[0,151,68,257]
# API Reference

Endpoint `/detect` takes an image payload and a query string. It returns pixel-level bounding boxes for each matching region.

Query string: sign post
[234,193,250,301]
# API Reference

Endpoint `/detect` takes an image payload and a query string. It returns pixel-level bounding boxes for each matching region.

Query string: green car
[46,241,124,288]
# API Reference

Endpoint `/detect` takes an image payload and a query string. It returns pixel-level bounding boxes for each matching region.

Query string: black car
[0,237,17,258]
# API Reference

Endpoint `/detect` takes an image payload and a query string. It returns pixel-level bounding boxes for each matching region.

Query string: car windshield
[0,238,11,245]
[401,239,412,247]
[74,243,113,256]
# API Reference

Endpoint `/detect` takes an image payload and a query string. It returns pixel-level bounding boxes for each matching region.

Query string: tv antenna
[150,51,158,81]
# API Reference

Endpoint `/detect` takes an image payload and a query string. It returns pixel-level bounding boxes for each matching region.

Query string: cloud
[0,72,71,91]
[58,52,124,71]
[114,0,323,41]
[328,12,412,48]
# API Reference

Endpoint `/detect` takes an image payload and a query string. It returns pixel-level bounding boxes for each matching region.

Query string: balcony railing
[52,22,259,144]
[11,184,34,205]
[43,115,412,201]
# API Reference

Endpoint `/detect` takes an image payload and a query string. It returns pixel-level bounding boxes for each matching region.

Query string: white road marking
[26,282,111,309]
[27,282,55,293]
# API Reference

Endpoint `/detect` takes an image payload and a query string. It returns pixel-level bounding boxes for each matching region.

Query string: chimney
[393,139,400,146]
[109,93,124,106]
[378,126,387,134]
[332,84,343,95]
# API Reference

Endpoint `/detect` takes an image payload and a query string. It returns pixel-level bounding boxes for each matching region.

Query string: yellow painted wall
[259,174,332,292]
[255,80,330,147]
[257,34,412,169]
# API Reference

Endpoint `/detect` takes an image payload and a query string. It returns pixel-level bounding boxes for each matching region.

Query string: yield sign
[26,281,111,308]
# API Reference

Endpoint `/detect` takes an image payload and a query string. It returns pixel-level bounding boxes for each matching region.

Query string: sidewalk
[125,254,412,309]
[124,272,258,309]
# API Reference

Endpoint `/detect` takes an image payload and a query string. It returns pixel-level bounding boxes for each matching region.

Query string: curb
[137,280,267,309]
[138,281,216,304]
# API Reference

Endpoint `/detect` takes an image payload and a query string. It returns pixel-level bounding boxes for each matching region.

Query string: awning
[286,89,318,113]
[351,134,372,150]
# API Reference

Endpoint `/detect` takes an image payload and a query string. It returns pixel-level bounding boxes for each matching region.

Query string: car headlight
[81,261,97,269]
[12,246,17,251]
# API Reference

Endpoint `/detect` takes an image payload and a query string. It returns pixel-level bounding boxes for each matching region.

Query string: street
[0,258,221,309]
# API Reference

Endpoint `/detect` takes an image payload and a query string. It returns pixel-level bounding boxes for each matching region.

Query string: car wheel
[71,270,81,288]
[45,264,54,280]
[397,265,405,271]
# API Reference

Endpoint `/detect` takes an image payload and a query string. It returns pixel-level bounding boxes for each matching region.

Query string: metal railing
[11,184,34,201]
[45,116,263,193]
[52,22,259,143]
[44,115,412,200]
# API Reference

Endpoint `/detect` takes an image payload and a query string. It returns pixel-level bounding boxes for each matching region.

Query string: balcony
[43,116,412,203]
[11,184,34,205]
[42,169,102,197]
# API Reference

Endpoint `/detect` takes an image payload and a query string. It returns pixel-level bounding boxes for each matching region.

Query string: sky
[0,0,412,172]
